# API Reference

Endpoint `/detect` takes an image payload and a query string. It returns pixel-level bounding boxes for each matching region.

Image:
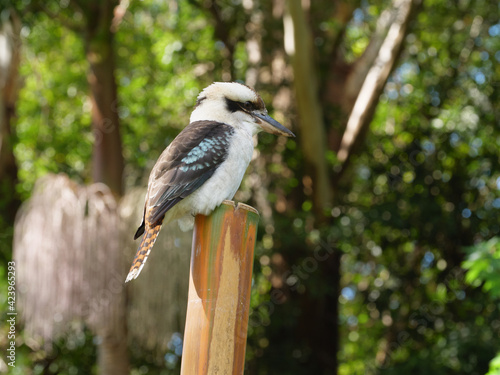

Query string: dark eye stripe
[225,98,241,113]
[224,97,266,114]
[225,98,253,112]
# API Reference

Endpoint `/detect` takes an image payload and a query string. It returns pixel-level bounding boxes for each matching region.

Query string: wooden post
[180,201,259,375]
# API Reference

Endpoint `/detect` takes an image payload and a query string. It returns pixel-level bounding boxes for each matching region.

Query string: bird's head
[190,82,295,137]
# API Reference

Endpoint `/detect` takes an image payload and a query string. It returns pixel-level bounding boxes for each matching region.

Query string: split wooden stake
[180,201,259,375]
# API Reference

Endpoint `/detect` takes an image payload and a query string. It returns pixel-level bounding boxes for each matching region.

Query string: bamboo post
[180,201,259,375]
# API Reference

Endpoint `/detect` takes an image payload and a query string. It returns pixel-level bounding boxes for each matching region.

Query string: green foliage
[463,237,500,298]
[30,329,97,375]
[462,238,500,375]
[335,0,500,372]
[15,13,90,197]
[487,354,500,375]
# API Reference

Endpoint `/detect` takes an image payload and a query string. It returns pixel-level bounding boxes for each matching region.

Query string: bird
[125,82,295,282]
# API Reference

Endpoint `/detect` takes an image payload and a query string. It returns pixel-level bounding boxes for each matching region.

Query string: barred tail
[125,223,163,283]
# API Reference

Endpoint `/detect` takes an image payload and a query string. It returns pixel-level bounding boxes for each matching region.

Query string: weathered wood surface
[181,201,259,375]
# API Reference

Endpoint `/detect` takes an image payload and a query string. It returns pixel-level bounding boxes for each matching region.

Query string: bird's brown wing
[139,121,234,231]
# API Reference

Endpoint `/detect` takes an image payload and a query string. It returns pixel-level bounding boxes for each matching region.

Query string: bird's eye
[242,101,254,111]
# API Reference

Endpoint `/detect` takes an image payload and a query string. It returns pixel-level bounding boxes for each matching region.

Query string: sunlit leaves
[463,237,500,298]
[16,14,90,196]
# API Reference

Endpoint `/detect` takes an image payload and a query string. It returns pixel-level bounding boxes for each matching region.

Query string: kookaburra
[125,82,294,283]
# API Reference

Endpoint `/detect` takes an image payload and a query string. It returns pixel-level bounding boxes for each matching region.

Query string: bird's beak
[254,113,295,137]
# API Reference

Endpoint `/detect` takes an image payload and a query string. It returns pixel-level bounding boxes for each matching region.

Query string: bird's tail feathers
[125,222,163,283]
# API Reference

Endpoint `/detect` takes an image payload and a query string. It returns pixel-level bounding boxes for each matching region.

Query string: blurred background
[1,0,500,374]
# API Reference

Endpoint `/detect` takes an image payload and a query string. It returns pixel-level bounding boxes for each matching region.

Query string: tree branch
[342,3,397,111]
[111,0,130,33]
[330,1,357,50]
[337,0,416,167]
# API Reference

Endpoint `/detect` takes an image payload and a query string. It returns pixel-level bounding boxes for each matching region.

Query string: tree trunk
[98,321,129,375]
[84,0,124,197]
[284,0,332,218]
[0,10,21,225]
[82,2,128,373]
[297,249,341,375]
